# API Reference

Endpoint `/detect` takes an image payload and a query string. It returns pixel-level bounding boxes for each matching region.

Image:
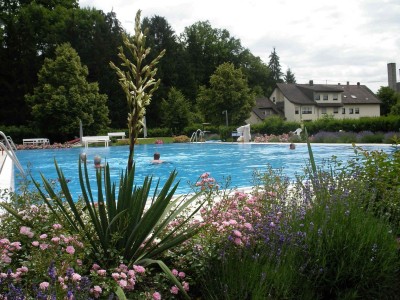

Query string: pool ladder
[0,131,25,175]
[190,129,205,142]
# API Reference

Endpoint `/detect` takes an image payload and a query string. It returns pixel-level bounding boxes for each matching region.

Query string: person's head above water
[152,152,164,164]
[153,152,161,160]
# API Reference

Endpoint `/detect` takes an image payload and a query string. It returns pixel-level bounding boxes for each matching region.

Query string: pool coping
[0,153,14,201]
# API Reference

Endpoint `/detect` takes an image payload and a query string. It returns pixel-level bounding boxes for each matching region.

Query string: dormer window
[333,94,338,100]
[323,94,328,100]
[314,94,320,100]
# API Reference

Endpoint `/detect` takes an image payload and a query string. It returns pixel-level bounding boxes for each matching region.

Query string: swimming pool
[15,143,392,199]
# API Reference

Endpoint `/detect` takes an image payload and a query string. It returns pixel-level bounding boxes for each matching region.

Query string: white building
[266,81,381,122]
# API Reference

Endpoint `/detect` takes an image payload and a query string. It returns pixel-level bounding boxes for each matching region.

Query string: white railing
[190,129,205,142]
[0,131,25,175]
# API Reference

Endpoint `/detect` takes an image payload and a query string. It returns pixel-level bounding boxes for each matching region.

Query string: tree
[197,62,255,125]
[376,86,398,116]
[160,87,192,134]
[238,49,271,96]
[284,68,296,83]
[268,47,283,84]
[110,10,165,172]
[181,21,244,101]
[388,92,400,115]
[65,9,126,128]
[25,43,109,142]
[141,15,190,127]
[0,2,126,128]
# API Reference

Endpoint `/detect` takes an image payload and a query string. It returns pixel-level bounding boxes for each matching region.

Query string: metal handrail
[0,131,25,175]
[190,129,205,143]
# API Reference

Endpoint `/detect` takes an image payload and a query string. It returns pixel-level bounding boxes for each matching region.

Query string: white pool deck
[0,151,14,201]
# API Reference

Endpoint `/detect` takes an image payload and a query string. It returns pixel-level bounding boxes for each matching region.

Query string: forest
[0,0,296,142]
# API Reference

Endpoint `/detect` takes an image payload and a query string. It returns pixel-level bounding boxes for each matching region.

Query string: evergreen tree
[284,68,296,83]
[268,47,283,83]
[25,43,109,142]
[160,87,192,134]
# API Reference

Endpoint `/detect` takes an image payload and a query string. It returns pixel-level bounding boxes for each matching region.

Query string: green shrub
[297,192,399,299]
[0,125,37,144]
[359,132,384,143]
[147,127,171,137]
[348,146,400,233]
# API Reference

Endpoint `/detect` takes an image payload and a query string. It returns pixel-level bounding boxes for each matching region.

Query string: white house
[267,81,381,122]
[246,81,381,125]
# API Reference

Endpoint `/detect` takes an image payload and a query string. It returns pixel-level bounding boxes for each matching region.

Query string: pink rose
[51,237,60,244]
[232,230,242,237]
[20,226,34,238]
[152,292,161,300]
[39,243,49,250]
[39,282,49,290]
[170,285,179,294]
[92,285,102,297]
[133,265,145,274]
[72,273,81,281]
[65,246,75,254]
[118,280,127,288]
[52,224,62,230]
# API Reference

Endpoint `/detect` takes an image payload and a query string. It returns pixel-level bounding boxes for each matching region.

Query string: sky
[79,0,400,93]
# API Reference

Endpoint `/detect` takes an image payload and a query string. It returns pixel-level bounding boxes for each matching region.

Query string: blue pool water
[15,143,392,199]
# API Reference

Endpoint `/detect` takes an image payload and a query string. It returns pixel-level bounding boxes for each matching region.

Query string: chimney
[338,83,341,85]
[388,63,397,91]
[347,81,349,86]
[309,80,313,86]
[357,82,360,87]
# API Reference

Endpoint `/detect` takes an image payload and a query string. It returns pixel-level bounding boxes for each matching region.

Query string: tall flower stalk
[110,10,165,171]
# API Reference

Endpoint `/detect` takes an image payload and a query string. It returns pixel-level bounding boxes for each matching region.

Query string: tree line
[0,0,296,142]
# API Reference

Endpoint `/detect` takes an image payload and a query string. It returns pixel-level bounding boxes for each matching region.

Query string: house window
[272,97,276,103]
[349,108,354,114]
[323,94,328,100]
[342,108,346,114]
[333,108,338,114]
[321,108,327,114]
[314,94,320,100]
[302,106,312,114]
[355,108,359,114]
[295,106,299,115]
[333,94,338,100]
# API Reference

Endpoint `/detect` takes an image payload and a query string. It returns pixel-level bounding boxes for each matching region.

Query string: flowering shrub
[253,133,300,143]
[154,139,164,144]
[0,203,186,299]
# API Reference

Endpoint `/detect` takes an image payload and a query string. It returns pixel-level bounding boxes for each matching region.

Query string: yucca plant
[29,159,204,298]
